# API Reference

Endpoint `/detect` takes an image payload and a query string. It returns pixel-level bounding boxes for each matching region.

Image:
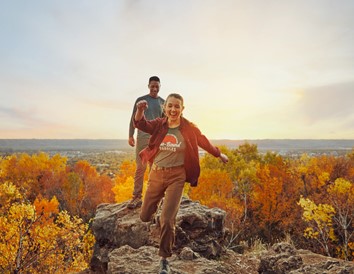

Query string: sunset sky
[0,1,353,139]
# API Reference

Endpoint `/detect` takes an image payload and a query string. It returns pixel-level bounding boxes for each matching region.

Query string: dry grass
[245,237,268,255]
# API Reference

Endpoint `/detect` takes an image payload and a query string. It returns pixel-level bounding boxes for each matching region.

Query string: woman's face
[164,96,184,122]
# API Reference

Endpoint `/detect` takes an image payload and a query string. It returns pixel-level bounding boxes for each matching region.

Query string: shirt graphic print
[159,133,182,152]
[153,127,185,167]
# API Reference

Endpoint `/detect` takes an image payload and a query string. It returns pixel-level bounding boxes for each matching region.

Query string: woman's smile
[164,96,184,122]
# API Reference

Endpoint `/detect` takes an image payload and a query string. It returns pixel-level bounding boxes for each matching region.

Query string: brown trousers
[140,166,186,258]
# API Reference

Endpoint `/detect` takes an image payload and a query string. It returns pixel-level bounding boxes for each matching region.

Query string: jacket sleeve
[133,115,160,135]
[193,126,221,157]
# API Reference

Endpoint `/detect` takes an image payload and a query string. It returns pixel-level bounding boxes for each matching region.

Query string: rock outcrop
[258,242,354,274]
[258,242,303,273]
[83,198,354,274]
[90,198,229,273]
[104,245,258,274]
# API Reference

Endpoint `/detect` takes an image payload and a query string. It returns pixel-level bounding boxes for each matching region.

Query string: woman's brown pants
[140,165,186,258]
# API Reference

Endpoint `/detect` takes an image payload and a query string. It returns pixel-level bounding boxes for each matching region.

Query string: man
[127,76,165,209]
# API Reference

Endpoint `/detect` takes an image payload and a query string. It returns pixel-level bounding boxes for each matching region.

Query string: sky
[0,0,353,140]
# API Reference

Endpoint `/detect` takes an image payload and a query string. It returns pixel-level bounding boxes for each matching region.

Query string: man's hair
[149,76,160,84]
[165,93,184,106]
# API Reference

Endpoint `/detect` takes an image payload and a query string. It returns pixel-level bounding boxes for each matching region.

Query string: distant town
[1,139,353,155]
[1,139,353,178]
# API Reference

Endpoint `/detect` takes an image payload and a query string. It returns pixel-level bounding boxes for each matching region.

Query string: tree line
[0,144,353,272]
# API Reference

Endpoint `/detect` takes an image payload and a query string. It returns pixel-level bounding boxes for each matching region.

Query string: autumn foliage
[0,152,115,272]
[0,153,115,221]
[0,182,94,273]
[112,160,148,203]
[189,144,354,261]
[0,144,353,272]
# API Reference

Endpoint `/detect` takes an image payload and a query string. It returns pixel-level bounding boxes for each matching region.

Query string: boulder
[290,249,354,274]
[106,245,258,274]
[90,198,228,272]
[258,242,354,274]
[258,242,303,273]
[85,198,354,274]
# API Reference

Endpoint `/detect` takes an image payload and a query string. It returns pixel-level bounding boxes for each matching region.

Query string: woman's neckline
[168,125,180,129]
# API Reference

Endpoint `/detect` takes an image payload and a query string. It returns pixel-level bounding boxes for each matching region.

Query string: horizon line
[1,138,354,141]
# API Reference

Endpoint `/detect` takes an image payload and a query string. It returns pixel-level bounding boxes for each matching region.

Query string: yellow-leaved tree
[112,160,148,203]
[298,196,336,257]
[0,182,94,273]
[327,178,354,260]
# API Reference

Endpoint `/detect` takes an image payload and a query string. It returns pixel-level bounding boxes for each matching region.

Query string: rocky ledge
[81,198,353,274]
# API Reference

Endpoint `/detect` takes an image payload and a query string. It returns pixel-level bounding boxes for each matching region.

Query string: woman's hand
[136,100,148,111]
[135,100,148,121]
[219,153,229,163]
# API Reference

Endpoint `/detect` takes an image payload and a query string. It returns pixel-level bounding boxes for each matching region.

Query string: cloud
[81,98,132,111]
[0,1,354,139]
[299,81,354,124]
[0,106,41,126]
[0,105,73,129]
[0,105,82,138]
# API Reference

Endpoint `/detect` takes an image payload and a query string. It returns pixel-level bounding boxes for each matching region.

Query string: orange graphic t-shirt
[153,127,185,167]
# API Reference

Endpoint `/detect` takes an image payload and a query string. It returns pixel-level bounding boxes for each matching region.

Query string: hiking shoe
[159,259,170,274]
[127,197,142,209]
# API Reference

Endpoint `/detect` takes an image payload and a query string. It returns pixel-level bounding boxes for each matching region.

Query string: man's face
[148,81,160,98]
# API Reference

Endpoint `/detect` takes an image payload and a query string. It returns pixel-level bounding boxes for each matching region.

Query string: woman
[134,93,228,274]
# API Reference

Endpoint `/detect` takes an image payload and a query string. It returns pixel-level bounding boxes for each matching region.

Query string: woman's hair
[165,93,184,106]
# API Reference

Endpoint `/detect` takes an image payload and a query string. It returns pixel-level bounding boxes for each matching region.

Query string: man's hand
[219,153,229,164]
[136,100,148,111]
[128,136,135,147]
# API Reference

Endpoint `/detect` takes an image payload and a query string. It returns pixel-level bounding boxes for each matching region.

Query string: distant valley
[0,139,353,157]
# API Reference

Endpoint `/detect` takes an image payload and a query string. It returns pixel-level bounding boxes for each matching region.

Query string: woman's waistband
[151,163,184,171]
